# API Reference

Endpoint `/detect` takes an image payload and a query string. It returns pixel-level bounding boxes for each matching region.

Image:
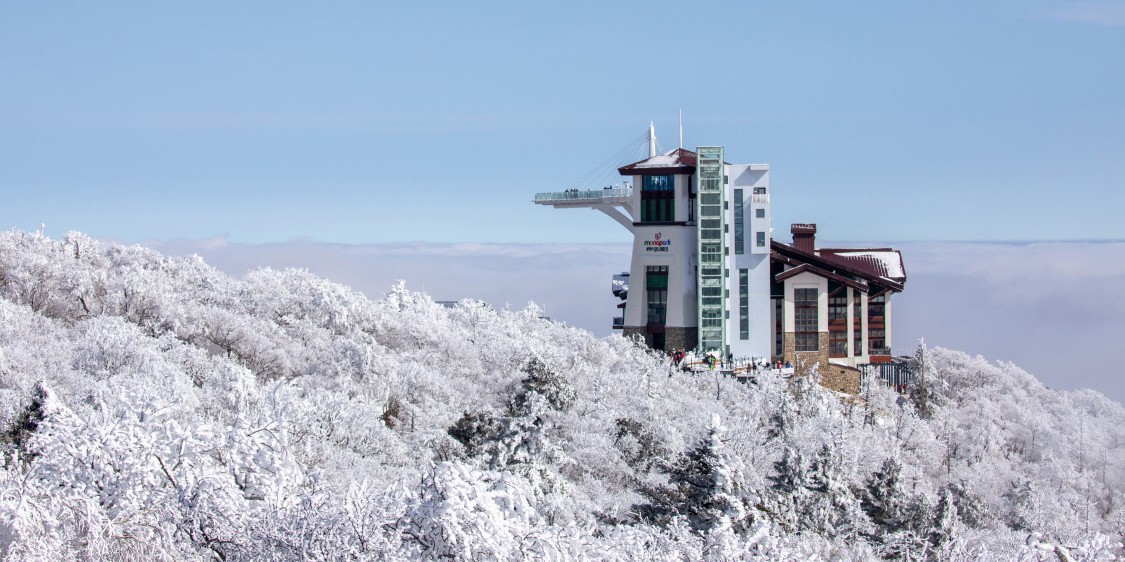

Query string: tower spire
[648,122,656,158]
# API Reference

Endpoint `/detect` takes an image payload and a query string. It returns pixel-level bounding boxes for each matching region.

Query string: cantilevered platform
[532,188,635,232]
[532,188,632,206]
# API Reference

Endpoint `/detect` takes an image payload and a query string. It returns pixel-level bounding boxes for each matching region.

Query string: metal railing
[534,188,632,202]
[611,273,629,298]
[869,347,892,356]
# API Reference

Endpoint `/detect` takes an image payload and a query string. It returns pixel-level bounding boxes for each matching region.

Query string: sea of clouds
[134,236,1125,404]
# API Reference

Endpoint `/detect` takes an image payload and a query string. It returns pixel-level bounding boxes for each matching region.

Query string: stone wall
[664,327,697,352]
[622,326,697,352]
[782,332,827,375]
[820,363,861,394]
[621,327,648,347]
[782,331,860,394]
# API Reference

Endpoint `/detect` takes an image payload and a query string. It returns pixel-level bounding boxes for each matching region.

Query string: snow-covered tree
[0,228,1123,559]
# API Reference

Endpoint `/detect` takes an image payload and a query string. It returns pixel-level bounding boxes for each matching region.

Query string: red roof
[618,148,697,176]
[818,248,907,281]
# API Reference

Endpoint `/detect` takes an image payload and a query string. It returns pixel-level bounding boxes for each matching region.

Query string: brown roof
[818,248,907,282]
[771,241,906,293]
[618,148,697,176]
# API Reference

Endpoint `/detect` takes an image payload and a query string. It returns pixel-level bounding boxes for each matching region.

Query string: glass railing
[751,194,769,203]
[534,188,632,202]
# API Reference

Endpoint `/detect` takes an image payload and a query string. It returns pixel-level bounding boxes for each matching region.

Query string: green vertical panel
[695,146,725,352]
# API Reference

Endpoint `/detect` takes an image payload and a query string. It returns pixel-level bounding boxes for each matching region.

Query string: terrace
[533,187,632,206]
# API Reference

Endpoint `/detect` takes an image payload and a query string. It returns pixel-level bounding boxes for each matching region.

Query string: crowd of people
[665,349,791,372]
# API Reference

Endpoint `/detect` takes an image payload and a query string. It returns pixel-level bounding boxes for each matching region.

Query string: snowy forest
[0,228,1122,561]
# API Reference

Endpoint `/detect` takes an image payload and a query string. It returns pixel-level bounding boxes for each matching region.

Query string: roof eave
[617,166,695,176]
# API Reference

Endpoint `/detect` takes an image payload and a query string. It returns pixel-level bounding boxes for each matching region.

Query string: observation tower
[533,124,773,359]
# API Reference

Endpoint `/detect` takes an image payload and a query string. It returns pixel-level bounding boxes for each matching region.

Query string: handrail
[534,188,632,202]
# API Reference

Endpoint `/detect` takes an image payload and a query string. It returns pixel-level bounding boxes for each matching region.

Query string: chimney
[791,223,816,253]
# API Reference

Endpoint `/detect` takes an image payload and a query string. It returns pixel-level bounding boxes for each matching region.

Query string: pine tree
[909,339,932,419]
[863,456,910,531]
[634,415,754,535]
[930,488,959,547]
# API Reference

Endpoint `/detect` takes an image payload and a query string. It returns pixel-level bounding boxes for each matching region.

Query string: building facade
[532,126,905,392]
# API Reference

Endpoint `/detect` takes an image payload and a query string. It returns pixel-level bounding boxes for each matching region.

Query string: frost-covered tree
[0,228,1123,559]
[634,415,756,535]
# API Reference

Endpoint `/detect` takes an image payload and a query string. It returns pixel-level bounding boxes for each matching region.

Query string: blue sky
[3,0,1124,244]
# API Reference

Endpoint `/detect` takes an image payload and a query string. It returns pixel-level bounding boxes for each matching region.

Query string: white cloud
[1035,2,1125,25]
[132,237,1125,405]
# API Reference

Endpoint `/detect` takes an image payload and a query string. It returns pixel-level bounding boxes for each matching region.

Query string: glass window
[828,296,847,321]
[854,292,863,356]
[830,331,847,355]
[794,288,818,352]
[868,294,885,319]
[640,191,675,222]
[734,189,744,254]
[756,232,766,247]
[646,266,668,325]
[756,208,765,218]
[642,175,674,191]
[868,329,886,350]
[775,298,783,357]
[739,269,749,340]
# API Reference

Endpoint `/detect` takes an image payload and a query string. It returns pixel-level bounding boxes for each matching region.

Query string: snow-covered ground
[0,229,1122,561]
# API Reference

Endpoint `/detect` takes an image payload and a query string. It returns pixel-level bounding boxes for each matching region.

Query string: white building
[533,125,906,391]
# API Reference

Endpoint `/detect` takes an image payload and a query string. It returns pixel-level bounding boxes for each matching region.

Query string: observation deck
[532,188,632,207]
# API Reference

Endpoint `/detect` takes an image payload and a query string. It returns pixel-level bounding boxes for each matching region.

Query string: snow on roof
[633,149,687,168]
[618,148,697,175]
[820,249,906,280]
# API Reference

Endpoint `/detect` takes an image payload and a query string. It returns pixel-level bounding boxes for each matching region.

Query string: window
[794,288,818,352]
[853,293,863,355]
[756,208,765,219]
[828,296,847,321]
[641,175,675,222]
[753,187,766,194]
[774,298,783,356]
[641,193,675,222]
[868,294,886,353]
[868,294,886,319]
[646,266,668,325]
[868,329,886,350]
[642,175,673,191]
[828,292,847,357]
[734,189,744,254]
[830,331,847,355]
[756,232,766,247]
[739,269,749,340]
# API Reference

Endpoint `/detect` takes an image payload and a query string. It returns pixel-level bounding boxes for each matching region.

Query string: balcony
[612,317,625,329]
[869,347,892,356]
[533,188,632,205]
[612,273,629,299]
[751,194,769,204]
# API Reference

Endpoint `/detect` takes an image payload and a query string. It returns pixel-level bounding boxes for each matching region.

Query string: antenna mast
[648,122,656,157]
[679,109,682,149]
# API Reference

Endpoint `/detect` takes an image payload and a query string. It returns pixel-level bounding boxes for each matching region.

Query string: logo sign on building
[644,232,671,252]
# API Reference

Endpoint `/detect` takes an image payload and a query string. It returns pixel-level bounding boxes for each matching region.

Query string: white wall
[623,172,697,329]
[728,253,772,359]
[725,165,771,358]
[782,271,829,335]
